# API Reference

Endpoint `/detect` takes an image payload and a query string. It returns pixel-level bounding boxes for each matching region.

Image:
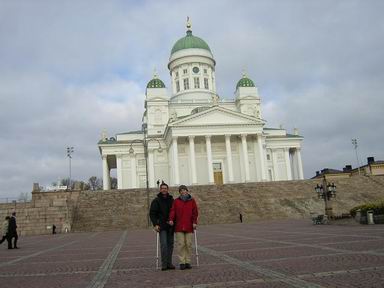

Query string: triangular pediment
[171,106,264,127]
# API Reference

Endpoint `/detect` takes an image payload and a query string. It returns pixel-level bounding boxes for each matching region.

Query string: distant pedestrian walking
[169,185,198,270]
[52,224,56,234]
[239,213,243,223]
[8,212,18,249]
[149,182,175,271]
[0,216,10,246]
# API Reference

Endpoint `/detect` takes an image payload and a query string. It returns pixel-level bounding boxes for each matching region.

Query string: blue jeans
[159,229,174,268]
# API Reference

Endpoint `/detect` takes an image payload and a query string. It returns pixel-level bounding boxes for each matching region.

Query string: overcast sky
[1,0,383,199]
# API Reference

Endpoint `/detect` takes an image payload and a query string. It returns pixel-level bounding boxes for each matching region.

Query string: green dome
[171,31,211,55]
[236,75,255,89]
[146,77,165,88]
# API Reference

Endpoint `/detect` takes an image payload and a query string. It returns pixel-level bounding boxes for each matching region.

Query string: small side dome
[236,74,255,89]
[146,77,165,89]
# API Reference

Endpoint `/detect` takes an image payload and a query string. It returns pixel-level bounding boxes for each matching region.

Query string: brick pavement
[0,220,384,287]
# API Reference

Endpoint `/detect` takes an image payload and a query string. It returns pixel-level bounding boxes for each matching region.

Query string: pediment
[171,106,264,127]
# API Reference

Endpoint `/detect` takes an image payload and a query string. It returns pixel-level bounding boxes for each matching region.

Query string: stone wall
[71,175,384,232]
[1,176,383,235]
[0,190,80,236]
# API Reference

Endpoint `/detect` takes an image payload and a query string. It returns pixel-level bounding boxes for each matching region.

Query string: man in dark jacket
[149,182,175,271]
[8,212,18,249]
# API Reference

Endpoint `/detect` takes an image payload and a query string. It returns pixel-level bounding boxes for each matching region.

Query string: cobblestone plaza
[1,220,383,287]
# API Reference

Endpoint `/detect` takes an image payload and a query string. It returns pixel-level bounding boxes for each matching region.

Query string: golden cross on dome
[186,16,192,32]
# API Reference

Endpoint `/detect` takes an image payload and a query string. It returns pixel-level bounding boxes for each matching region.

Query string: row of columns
[171,134,269,186]
[102,136,304,190]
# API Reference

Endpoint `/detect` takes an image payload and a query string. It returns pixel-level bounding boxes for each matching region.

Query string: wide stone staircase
[71,176,384,232]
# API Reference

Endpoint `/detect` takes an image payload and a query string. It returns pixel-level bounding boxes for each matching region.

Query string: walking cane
[194,229,199,267]
[156,231,159,270]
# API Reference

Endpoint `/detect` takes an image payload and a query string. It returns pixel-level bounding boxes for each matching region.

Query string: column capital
[241,133,247,139]
[102,155,107,160]
[188,135,195,141]
[116,154,123,159]
[205,135,212,140]
[172,136,178,141]
[225,134,231,139]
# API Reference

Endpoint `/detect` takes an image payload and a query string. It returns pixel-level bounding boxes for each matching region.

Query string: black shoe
[8,247,13,249]
[14,247,19,249]
[185,263,192,269]
[161,267,168,271]
[180,264,186,270]
[167,264,175,270]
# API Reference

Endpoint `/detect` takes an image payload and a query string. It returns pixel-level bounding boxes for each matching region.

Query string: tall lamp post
[66,147,74,190]
[128,132,162,227]
[315,176,337,218]
[351,139,361,175]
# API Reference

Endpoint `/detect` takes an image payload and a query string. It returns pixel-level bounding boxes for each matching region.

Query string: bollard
[367,210,374,225]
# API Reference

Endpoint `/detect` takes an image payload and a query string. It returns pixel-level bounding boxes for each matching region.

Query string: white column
[130,153,137,188]
[148,149,155,188]
[172,136,180,185]
[116,154,123,189]
[284,148,292,180]
[188,136,197,184]
[252,136,261,181]
[225,135,234,183]
[205,135,214,184]
[241,134,250,182]
[271,149,279,181]
[257,134,266,181]
[296,148,304,179]
[102,155,111,190]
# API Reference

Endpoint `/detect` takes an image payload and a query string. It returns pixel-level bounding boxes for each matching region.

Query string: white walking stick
[156,232,159,270]
[194,229,199,267]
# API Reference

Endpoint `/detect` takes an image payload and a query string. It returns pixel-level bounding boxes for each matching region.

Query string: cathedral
[98,20,304,190]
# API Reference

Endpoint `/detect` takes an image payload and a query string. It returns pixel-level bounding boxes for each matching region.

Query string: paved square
[1,220,384,287]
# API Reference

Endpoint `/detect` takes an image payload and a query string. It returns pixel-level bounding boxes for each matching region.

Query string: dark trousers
[9,232,18,248]
[0,235,7,244]
[159,229,174,268]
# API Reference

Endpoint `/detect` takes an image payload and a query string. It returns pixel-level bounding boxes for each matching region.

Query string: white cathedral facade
[98,22,304,190]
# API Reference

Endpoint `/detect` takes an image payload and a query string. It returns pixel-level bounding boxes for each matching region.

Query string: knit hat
[178,185,188,192]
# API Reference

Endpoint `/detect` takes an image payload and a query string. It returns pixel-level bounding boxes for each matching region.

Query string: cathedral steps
[70,176,384,232]
[1,176,383,235]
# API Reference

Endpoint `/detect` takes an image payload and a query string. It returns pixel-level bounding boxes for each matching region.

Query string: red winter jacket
[169,195,198,233]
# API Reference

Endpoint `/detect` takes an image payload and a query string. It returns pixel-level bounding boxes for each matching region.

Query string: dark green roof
[236,75,255,89]
[171,31,211,55]
[147,78,165,88]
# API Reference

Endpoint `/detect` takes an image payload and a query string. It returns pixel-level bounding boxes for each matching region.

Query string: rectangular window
[183,69,188,75]
[183,78,189,90]
[267,154,271,161]
[204,69,208,74]
[176,80,180,92]
[194,77,200,89]
[175,71,179,77]
[204,78,209,89]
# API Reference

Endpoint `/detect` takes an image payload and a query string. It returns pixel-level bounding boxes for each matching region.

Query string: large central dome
[170,30,211,55]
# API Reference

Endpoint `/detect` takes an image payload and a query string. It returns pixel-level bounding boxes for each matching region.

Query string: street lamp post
[315,176,337,218]
[128,132,162,227]
[351,139,361,176]
[66,147,74,190]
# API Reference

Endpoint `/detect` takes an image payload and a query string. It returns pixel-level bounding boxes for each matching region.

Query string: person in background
[169,185,198,270]
[8,212,18,249]
[0,216,10,246]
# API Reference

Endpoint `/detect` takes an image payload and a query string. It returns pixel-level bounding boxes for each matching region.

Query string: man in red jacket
[169,185,198,270]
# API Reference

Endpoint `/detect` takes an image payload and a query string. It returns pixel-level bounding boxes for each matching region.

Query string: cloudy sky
[1,0,383,199]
